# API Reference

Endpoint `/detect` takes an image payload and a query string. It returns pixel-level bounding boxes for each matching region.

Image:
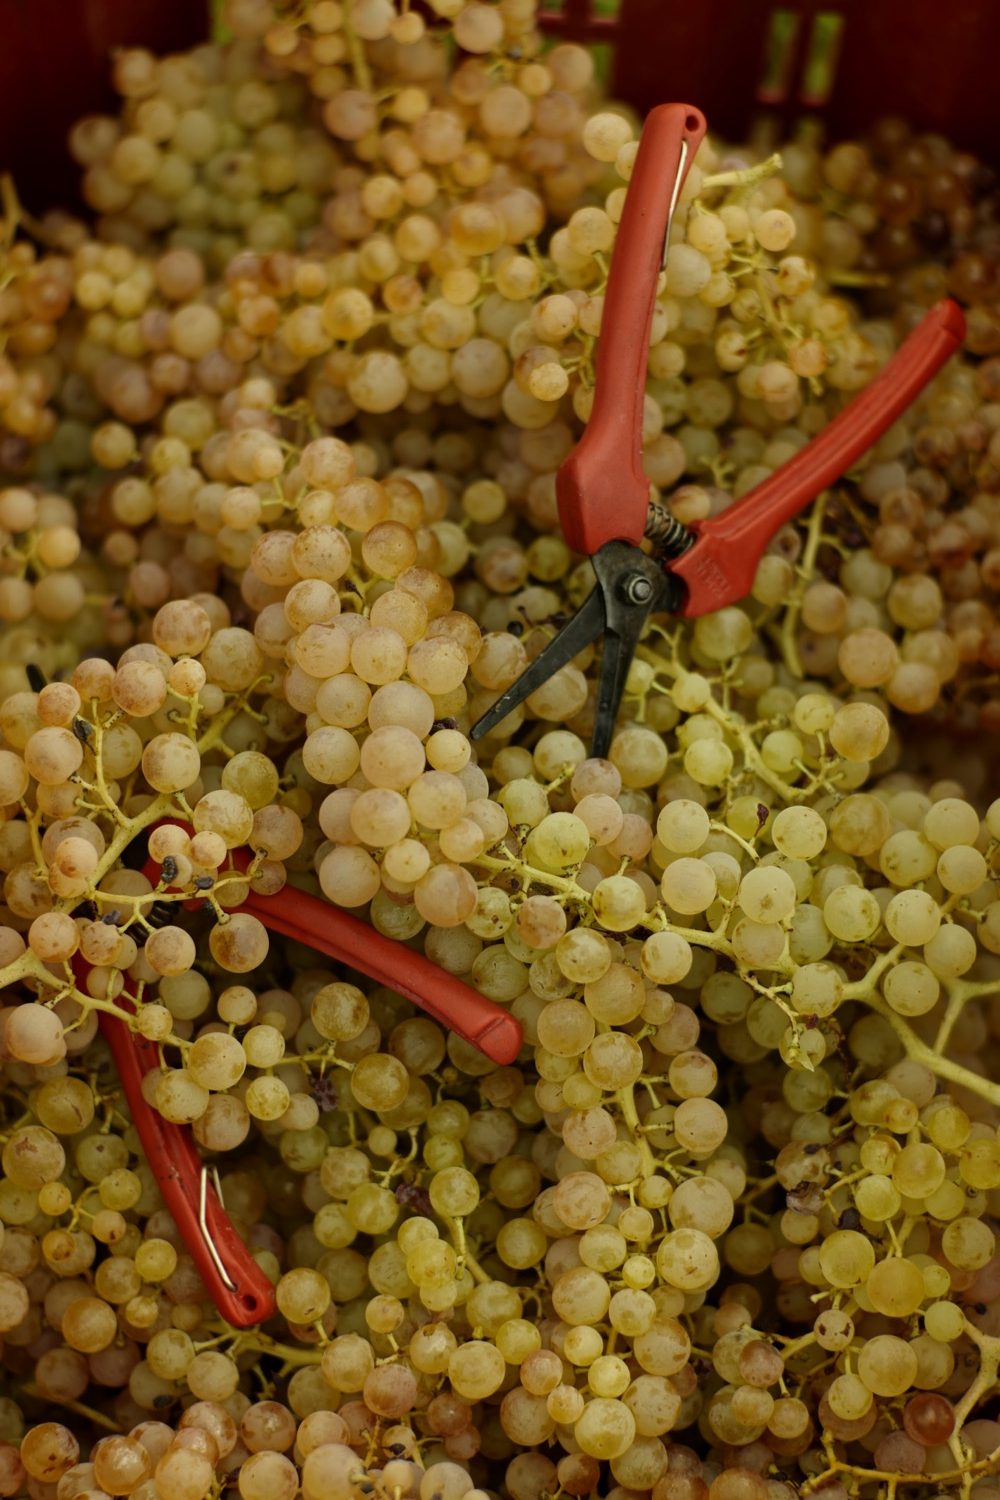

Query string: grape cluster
[0,2,998,1499]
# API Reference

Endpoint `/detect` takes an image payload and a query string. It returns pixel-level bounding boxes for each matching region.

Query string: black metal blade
[470,584,607,741]
[590,542,676,757]
[591,633,633,759]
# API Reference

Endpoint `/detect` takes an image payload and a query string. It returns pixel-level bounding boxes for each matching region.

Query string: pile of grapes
[0,2,999,1498]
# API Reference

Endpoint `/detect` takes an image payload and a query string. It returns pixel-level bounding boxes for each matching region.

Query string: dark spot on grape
[395,1181,433,1216]
[786,1183,823,1215]
[311,1075,339,1111]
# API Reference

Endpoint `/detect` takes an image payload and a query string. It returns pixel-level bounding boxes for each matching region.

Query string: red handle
[144,827,522,1067]
[557,103,707,555]
[242,886,522,1064]
[76,958,277,1329]
[671,297,966,617]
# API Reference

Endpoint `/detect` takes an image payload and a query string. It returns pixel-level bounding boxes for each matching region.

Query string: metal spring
[644,502,694,561]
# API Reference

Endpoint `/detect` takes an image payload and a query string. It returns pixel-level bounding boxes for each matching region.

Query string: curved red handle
[557,103,707,554]
[671,298,966,616]
[143,826,522,1067]
[75,957,277,1329]
[238,876,524,1066]
[74,791,527,1326]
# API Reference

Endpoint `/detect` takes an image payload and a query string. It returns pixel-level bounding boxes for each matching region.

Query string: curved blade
[470,585,607,741]
[592,636,634,760]
[590,542,674,757]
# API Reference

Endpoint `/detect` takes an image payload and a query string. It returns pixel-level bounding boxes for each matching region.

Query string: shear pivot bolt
[623,574,653,604]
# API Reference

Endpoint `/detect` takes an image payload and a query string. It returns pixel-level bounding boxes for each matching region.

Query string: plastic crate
[537,0,999,160]
[1,0,997,203]
[0,0,208,208]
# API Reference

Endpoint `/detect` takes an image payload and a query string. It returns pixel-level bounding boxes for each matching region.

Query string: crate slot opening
[801,10,844,104]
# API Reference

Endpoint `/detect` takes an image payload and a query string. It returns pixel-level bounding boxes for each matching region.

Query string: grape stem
[950,1319,1000,1472]
[88,711,130,826]
[702,152,783,195]
[777,491,832,679]
[223,1329,323,1369]
[17,796,44,868]
[342,4,373,93]
[440,1212,489,1285]
[616,1081,657,1179]
[476,851,590,905]
[803,1433,1000,1495]
[934,973,1000,1056]
[863,989,1000,1109]
[18,1384,122,1433]
[636,641,842,803]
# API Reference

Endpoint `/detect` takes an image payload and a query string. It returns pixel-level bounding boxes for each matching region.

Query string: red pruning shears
[471,103,966,757]
[70,101,966,1332]
[73,944,277,1328]
[75,823,523,1327]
